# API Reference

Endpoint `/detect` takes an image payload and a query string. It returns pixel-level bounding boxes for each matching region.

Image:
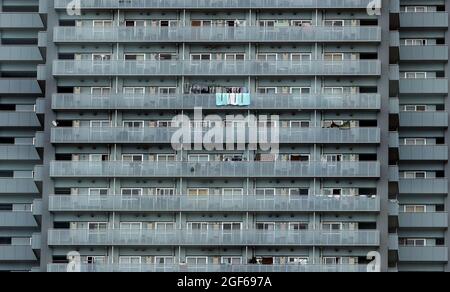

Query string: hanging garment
[229,93,237,105]
[216,93,224,106]
[223,93,231,105]
[236,93,244,105]
[242,93,251,106]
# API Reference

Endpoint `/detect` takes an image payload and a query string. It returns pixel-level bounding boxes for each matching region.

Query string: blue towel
[216,93,224,106]
[242,93,251,106]
[236,94,244,105]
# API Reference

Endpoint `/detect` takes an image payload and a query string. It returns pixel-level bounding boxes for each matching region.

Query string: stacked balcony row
[47,263,370,272]
[52,60,381,76]
[50,127,380,144]
[49,161,380,178]
[48,195,380,212]
[51,93,381,111]
[53,26,381,43]
[54,0,377,10]
[47,229,380,246]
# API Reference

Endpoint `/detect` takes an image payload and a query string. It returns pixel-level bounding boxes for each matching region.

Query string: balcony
[399,246,448,262]
[0,212,38,228]
[53,26,381,43]
[389,132,399,148]
[400,46,448,61]
[0,79,42,95]
[399,179,448,194]
[0,13,44,28]
[399,145,448,161]
[0,178,39,194]
[399,79,448,94]
[0,112,41,128]
[389,165,399,182]
[54,0,376,9]
[52,93,381,111]
[48,195,380,213]
[52,60,382,77]
[49,161,381,178]
[0,145,41,161]
[51,127,380,145]
[399,111,448,128]
[399,212,448,229]
[47,229,380,246]
[47,263,369,272]
[400,12,448,28]
[0,246,37,261]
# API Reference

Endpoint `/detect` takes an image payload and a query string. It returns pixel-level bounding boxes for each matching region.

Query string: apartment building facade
[0,0,45,271]
[0,0,448,272]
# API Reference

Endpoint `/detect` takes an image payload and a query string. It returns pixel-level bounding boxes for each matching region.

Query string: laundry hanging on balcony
[216,93,251,106]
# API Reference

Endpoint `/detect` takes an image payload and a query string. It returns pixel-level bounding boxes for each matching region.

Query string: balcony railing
[49,161,381,178]
[52,93,381,111]
[50,127,381,144]
[48,229,380,246]
[53,26,381,43]
[54,0,377,9]
[52,60,382,76]
[47,263,369,272]
[48,195,380,212]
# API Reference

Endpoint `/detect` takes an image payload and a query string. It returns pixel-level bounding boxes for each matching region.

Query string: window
[403,72,427,79]
[154,154,176,161]
[93,20,113,28]
[85,154,107,162]
[222,222,242,231]
[324,20,344,27]
[91,87,111,96]
[401,105,428,112]
[159,87,176,95]
[186,257,208,265]
[257,87,277,94]
[124,54,146,61]
[191,54,211,61]
[85,256,106,264]
[403,138,427,145]
[120,222,142,230]
[222,188,244,196]
[119,256,142,264]
[88,222,108,231]
[399,238,426,246]
[89,188,108,196]
[121,188,143,197]
[404,205,426,213]
[225,53,245,61]
[323,87,344,95]
[123,87,145,95]
[291,53,312,61]
[90,120,110,128]
[123,121,145,128]
[221,257,242,265]
[153,188,175,196]
[404,39,427,46]
[288,257,309,265]
[256,222,275,230]
[256,53,277,61]
[291,20,312,27]
[188,188,209,196]
[125,20,146,27]
[403,171,427,179]
[404,6,428,13]
[188,154,210,162]
[324,53,344,61]
[92,53,111,61]
[290,87,310,95]
[122,154,144,162]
